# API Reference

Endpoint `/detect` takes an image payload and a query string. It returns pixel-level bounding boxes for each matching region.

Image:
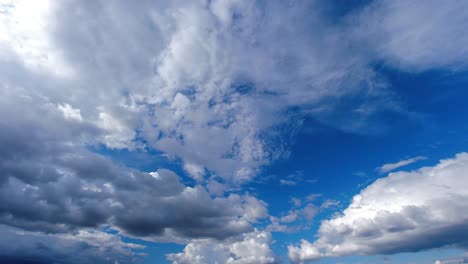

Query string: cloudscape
[1,0,468,263]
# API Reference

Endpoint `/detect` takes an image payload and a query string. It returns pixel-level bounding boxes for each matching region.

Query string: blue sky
[1,0,468,264]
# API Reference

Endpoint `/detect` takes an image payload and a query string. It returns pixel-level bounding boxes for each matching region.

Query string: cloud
[166,230,279,264]
[377,156,426,174]
[0,225,144,264]
[2,0,468,262]
[1,0,407,185]
[288,153,468,263]
[435,256,468,264]
[1,0,467,186]
[0,83,269,249]
[351,0,468,71]
[280,179,297,186]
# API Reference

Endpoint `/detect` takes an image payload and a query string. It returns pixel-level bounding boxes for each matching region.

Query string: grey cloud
[0,225,144,264]
[5,0,402,184]
[0,85,267,243]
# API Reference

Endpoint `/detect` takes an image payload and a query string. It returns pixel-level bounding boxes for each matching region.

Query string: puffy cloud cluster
[0,0,405,185]
[0,142,265,241]
[0,79,269,260]
[167,230,278,264]
[289,153,468,263]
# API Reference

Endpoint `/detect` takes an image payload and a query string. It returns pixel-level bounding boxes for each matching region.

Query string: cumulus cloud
[377,156,427,174]
[288,153,468,263]
[0,81,269,263]
[166,230,279,264]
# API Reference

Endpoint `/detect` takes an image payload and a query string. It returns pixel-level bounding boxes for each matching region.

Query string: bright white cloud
[377,156,427,174]
[0,0,74,77]
[289,153,468,263]
[57,103,82,121]
[167,230,278,264]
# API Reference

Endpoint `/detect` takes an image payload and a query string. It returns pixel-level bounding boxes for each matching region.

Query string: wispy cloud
[377,156,427,174]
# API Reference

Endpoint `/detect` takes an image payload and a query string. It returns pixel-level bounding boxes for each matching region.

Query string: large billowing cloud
[288,153,468,263]
[0,0,404,185]
[3,0,468,186]
[0,85,269,239]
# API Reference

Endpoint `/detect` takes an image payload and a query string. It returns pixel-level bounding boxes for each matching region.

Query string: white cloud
[1,0,404,185]
[280,179,297,186]
[377,156,426,174]
[2,0,468,186]
[57,103,82,121]
[167,230,278,264]
[351,0,468,71]
[289,153,468,263]
[0,0,74,77]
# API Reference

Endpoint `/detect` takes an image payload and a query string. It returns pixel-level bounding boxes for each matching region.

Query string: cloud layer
[289,153,468,263]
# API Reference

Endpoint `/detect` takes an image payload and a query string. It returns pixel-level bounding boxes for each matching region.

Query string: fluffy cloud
[2,0,467,185]
[0,0,403,185]
[167,230,279,264]
[0,83,269,258]
[288,153,468,263]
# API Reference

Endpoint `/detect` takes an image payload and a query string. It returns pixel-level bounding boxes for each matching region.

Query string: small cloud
[352,171,367,178]
[377,156,427,174]
[320,199,340,209]
[290,197,302,207]
[305,178,318,184]
[57,103,82,121]
[280,179,297,186]
[305,193,322,201]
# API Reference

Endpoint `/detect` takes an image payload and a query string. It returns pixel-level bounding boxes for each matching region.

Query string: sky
[1,0,468,263]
